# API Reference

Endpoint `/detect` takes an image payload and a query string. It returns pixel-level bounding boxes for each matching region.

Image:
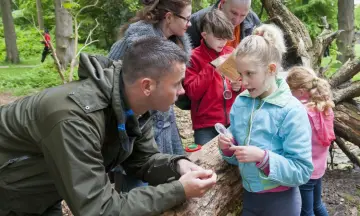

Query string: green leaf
[62,1,80,10]
[12,9,25,19]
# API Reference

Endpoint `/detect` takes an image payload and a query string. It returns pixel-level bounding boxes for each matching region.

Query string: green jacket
[0,54,186,216]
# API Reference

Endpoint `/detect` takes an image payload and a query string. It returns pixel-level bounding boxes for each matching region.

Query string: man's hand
[176,159,204,175]
[229,146,265,163]
[179,170,217,198]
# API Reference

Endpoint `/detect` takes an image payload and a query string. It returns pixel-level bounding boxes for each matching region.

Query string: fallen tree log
[334,136,360,167]
[334,102,360,149]
[163,138,243,216]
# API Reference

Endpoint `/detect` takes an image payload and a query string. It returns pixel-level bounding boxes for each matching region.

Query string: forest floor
[1,93,359,216]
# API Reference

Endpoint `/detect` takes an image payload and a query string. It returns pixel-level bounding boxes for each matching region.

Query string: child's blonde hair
[287,66,335,112]
[236,23,286,71]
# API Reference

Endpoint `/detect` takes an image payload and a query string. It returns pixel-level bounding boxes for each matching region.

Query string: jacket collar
[76,53,145,152]
[199,39,226,59]
[239,78,293,107]
[241,10,259,31]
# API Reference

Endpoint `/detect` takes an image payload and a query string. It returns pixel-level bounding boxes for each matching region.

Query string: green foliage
[321,43,360,81]
[252,1,268,21]
[62,1,81,10]
[355,44,360,58]
[0,25,43,62]
[285,0,338,39]
[123,0,141,12]
[74,0,141,49]
[0,62,61,95]
[355,5,360,30]
[0,42,107,96]
[13,0,55,30]
[79,44,107,56]
[192,0,217,12]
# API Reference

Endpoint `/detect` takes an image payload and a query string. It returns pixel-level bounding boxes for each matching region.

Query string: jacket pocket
[0,155,61,214]
[0,155,46,185]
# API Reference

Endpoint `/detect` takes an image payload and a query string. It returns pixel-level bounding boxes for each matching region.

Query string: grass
[0,58,61,96]
[0,56,40,67]
[0,43,107,96]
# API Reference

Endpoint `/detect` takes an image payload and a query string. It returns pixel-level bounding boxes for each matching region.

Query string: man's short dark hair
[122,37,188,83]
[200,9,234,40]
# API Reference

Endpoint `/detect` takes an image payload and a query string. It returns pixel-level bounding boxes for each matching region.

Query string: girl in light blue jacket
[218,24,313,216]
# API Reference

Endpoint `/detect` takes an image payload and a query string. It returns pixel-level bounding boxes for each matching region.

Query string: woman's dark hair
[120,0,191,36]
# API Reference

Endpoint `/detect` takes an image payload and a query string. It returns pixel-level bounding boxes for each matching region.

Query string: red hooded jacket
[184,40,241,130]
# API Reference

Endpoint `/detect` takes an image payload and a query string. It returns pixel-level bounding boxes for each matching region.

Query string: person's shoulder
[191,46,202,55]
[189,47,208,68]
[179,33,193,57]
[125,21,157,38]
[282,95,303,110]
[244,10,261,27]
[281,97,309,121]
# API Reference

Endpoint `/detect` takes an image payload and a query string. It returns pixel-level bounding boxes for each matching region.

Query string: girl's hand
[218,135,233,150]
[230,80,242,92]
[229,146,265,163]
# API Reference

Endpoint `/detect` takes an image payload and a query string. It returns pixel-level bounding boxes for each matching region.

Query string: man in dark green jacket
[0,37,217,216]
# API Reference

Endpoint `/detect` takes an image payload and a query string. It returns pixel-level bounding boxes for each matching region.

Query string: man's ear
[140,78,156,96]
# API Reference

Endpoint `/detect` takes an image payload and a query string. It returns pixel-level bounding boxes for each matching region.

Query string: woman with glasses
[108,0,192,192]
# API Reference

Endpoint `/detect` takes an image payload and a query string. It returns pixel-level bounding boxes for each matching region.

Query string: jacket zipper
[222,75,228,125]
[241,99,266,192]
[214,51,228,126]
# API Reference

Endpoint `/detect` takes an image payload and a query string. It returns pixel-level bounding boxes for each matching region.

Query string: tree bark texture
[337,0,355,63]
[54,0,75,70]
[163,138,243,216]
[334,102,360,149]
[36,0,44,30]
[0,0,20,63]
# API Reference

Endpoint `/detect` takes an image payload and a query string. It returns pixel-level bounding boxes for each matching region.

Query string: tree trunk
[337,0,355,63]
[334,102,360,149]
[0,0,20,63]
[36,0,44,30]
[163,138,243,216]
[54,0,75,70]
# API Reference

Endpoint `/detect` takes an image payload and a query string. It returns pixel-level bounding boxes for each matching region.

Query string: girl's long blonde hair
[287,66,335,112]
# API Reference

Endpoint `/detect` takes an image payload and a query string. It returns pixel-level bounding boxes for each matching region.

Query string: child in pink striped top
[287,66,335,216]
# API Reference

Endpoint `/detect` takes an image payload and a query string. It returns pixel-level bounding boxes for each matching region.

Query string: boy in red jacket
[184,9,242,145]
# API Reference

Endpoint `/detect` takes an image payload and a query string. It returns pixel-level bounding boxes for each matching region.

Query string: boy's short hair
[200,9,234,40]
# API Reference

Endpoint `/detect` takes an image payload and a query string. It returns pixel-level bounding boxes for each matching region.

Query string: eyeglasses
[173,13,191,25]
